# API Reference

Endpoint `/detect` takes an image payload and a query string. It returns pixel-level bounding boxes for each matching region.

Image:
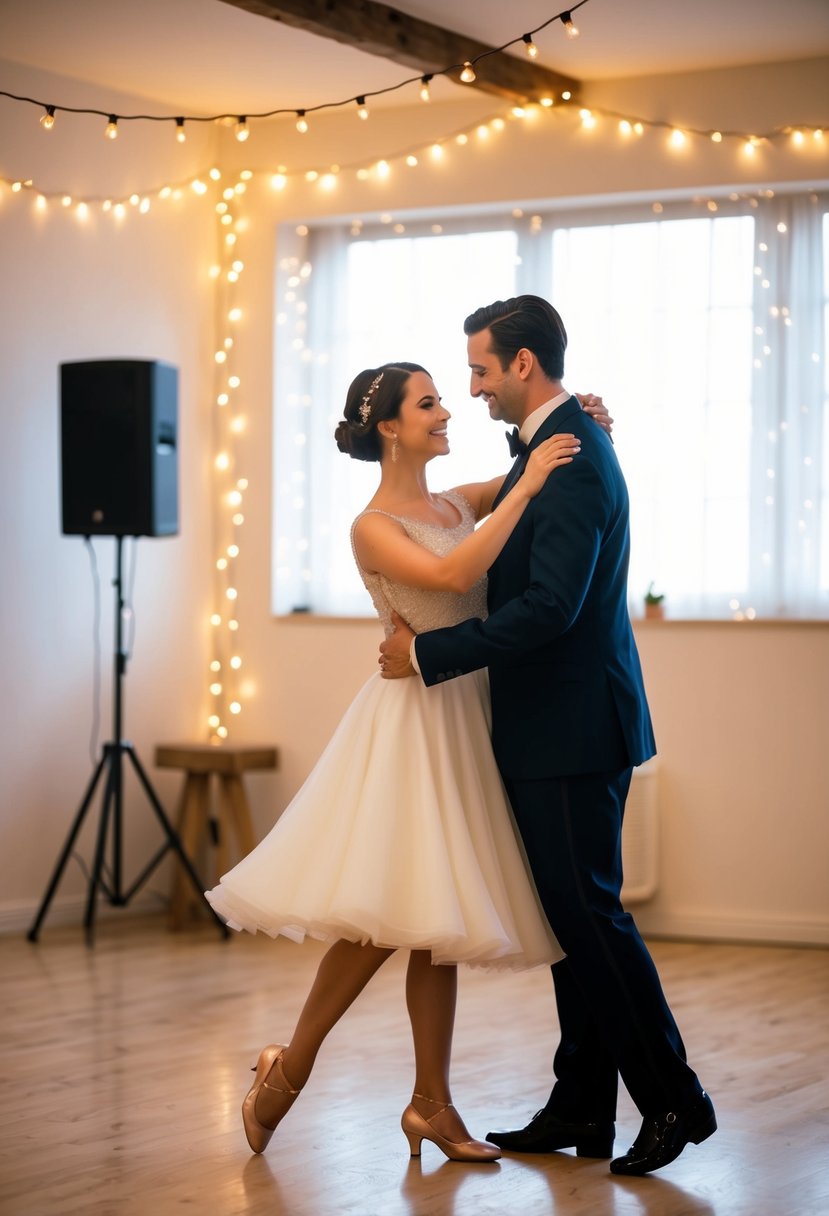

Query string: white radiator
[621,760,659,903]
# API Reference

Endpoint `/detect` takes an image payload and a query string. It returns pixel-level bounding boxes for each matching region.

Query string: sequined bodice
[351,489,488,637]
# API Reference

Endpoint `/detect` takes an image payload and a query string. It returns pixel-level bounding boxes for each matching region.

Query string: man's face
[467,328,523,425]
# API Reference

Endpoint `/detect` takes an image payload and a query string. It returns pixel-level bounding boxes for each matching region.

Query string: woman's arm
[452,394,614,521]
[450,474,506,522]
[352,433,580,595]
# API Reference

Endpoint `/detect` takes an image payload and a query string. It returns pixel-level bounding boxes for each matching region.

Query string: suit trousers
[504,769,702,1118]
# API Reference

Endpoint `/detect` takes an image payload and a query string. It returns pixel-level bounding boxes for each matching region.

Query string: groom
[379,295,716,1176]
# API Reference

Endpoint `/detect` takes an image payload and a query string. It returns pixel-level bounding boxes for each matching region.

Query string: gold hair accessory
[358,372,384,425]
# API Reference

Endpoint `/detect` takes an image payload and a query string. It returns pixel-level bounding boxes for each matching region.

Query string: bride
[206,361,609,1163]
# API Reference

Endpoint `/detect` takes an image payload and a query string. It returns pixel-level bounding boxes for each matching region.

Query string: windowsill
[633,617,829,626]
[274,613,829,627]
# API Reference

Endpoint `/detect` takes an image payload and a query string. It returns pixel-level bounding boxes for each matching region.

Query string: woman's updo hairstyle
[334,362,429,462]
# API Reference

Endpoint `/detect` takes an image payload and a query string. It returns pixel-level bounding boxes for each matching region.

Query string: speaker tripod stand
[28,535,229,946]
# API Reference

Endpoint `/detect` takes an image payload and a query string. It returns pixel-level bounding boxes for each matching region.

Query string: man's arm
[382,454,607,683]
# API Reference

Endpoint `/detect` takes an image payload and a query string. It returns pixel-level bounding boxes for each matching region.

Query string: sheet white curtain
[273,191,828,619]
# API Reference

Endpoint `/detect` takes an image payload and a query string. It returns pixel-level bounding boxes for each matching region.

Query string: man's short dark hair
[464,295,567,381]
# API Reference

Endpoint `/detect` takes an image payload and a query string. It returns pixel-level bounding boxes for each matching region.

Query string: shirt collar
[519,389,572,445]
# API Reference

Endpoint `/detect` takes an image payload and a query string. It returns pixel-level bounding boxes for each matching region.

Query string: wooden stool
[155,743,278,928]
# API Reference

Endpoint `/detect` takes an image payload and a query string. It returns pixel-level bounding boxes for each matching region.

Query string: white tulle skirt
[205,669,561,970]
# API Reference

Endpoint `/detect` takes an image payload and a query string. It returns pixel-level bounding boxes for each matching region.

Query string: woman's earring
[391,435,399,463]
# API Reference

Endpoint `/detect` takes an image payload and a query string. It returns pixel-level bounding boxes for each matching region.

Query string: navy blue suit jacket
[416,396,656,779]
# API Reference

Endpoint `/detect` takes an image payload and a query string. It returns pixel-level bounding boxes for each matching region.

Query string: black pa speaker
[60,359,179,536]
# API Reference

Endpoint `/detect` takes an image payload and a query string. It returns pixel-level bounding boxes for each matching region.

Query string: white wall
[1,55,827,942]
[0,62,217,928]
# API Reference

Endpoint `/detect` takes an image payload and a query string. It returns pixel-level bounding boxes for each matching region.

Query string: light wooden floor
[1,917,827,1216]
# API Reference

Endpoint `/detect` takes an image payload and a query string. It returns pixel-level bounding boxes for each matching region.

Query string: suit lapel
[492,397,581,508]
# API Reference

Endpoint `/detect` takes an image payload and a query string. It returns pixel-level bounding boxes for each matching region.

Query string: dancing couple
[206,294,715,1176]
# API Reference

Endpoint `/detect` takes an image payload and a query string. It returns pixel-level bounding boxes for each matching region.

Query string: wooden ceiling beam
[218,0,580,104]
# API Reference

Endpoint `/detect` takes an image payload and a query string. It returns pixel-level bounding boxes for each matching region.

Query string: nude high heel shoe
[241,1044,302,1154]
[401,1094,501,1163]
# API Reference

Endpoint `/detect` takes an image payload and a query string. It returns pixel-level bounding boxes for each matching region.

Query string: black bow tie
[506,427,527,458]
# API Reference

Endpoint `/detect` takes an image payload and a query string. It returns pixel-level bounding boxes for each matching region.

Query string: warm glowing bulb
[431,143,444,160]
[791,129,805,146]
[210,682,222,695]
[406,154,418,166]
[210,613,222,626]
[512,106,527,119]
[420,76,432,102]
[376,159,390,178]
[561,12,579,38]
[217,726,228,738]
[40,106,56,130]
[711,130,723,143]
[540,96,554,107]
[619,119,632,136]
[175,118,186,143]
[356,97,369,120]
[210,660,221,672]
[296,111,308,133]
[215,350,227,364]
[230,656,242,670]
[216,558,228,570]
[523,35,539,58]
[235,117,249,142]
[230,701,242,715]
[228,619,239,631]
[215,451,230,469]
[105,116,118,140]
[226,587,238,601]
[669,129,686,148]
[271,173,287,191]
[460,62,476,83]
[633,122,644,136]
[227,544,240,557]
[561,90,572,101]
[579,109,596,129]
[744,138,757,156]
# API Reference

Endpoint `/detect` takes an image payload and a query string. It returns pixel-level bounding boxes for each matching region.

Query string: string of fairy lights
[1,99,825,223]
[2,2,589,142]
[3,7,826,735]
[204,171,253,743]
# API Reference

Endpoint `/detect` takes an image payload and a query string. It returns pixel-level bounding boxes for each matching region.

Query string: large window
[273,191,828,619]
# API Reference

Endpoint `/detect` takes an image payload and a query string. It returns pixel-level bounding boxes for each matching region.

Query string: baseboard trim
[0,891,168,937]
[636,909,829,947]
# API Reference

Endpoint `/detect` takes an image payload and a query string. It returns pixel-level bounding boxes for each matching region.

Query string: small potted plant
[644,582,665,620]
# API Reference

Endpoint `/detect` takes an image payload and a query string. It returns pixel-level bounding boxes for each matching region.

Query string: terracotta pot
[644,601,665,620]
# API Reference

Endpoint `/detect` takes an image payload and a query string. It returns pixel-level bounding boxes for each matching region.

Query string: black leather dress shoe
[610,1091,716,1176]
[486,1108,615,1157]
